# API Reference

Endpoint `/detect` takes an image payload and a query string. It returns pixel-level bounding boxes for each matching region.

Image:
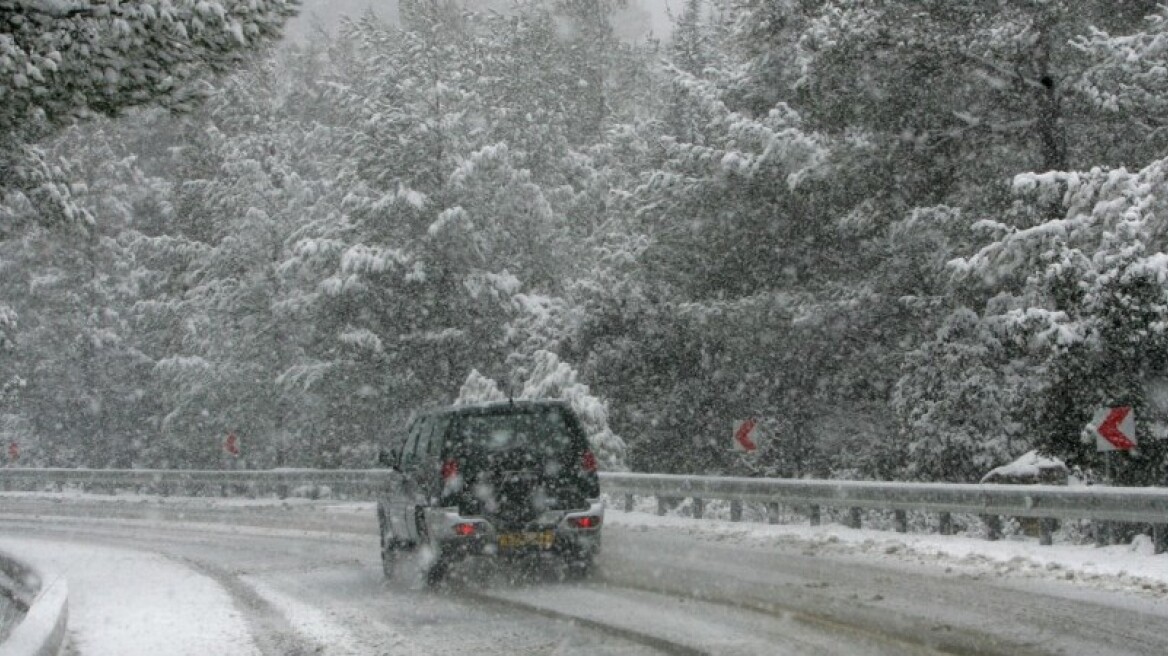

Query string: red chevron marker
[224,431,240,457]
[1093,406,1136,452]
[734,418,758,453]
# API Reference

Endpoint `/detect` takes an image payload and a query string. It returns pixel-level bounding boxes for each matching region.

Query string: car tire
[565,554,594,580]
[414,508,451,586]
[381,540,401,579]
[425,554,449,586]
[379,509,413,580]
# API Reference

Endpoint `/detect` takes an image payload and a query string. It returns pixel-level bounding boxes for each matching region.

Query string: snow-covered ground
[605,508,1168,601]
[6,489,1168,594]
[0,536,259,656]
[0,591,18,643]
[5,490,1168,655]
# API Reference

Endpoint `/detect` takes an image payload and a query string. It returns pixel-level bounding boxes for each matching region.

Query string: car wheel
[379,509,412,579]
[414,509,450,586]
[425,554,449,586]
[565,554,594,580]
[381,539,400,578]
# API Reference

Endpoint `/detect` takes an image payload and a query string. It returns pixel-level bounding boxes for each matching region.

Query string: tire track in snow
[466,579,939,656]
[461,587,706,656]
[172,555,329,656]
[0,514,672,655]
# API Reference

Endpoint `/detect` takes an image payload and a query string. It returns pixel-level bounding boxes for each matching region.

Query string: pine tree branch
[6,0,116,19]
[953,51,1049,93]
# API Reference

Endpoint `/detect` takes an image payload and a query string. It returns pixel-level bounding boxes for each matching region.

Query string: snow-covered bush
[455,369,508,406]
[455,351,628,471]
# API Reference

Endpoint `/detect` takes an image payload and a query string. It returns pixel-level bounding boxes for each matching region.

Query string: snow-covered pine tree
[574,1,855,476]
[775,1,1168,481]
[0,0,299,144]
[124,52,346,467]
[0,124,163,466]
[950,160,1168,484]
[274,3,649,457]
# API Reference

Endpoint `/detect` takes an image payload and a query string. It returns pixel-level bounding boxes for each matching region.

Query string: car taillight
[581,450,598,473]
[441,459,459,482]
[569,515,601,529]
[453,522,477,536]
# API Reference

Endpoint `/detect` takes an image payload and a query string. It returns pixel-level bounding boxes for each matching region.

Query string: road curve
[1,495,1166,655]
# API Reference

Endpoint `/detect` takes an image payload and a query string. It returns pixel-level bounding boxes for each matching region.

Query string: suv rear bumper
[423,499,604,561]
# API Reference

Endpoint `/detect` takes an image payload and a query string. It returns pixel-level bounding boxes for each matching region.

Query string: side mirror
[377,448,399,469]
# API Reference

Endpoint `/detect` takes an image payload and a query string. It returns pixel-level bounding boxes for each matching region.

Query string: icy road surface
[2,493,1168,655]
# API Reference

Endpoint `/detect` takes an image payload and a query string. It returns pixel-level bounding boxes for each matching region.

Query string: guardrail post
[1039,518,1056,546]
[982,514,1002,541]
[278,483,289,500]
[894,509,907,533]
[766,502,779,525]
[847,507,862,529]
[1154,525,1167,555]
[1094,520,1111,547]
[692,498,704,519]
[657,497,667,516]
[939,512,952,535]
[729,500,743,522]
[809,504,821,527]
[624,494,634,512]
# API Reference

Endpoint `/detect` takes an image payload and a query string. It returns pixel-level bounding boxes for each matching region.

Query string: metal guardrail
[600,472,1168,552]
[600,472,1168,522]
[0,467,394,498]
[1,468,1166,551]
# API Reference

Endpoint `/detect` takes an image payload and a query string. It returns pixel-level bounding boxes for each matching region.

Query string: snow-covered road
[3,493,1168,655]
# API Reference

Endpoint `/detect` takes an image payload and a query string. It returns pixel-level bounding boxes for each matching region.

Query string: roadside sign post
[1087,406,1136,546]
[222,431,241,495]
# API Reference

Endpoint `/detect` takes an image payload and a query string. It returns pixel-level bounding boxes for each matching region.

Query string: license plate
[498,530,554,550]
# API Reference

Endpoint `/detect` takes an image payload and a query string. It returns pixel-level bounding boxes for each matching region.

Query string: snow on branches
[1073,6,1168,117]
[953,161,1168,355]
[0,303,15,351]
[456,351,627,471]
[0,0,299,143]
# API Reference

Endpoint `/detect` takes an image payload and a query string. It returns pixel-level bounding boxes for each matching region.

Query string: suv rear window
[448,407,580,456]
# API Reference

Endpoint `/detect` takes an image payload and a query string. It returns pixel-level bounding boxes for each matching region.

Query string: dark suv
[377,400,604,583]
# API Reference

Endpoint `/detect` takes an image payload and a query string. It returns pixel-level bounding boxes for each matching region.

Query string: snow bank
[0,548,68,656]
[0,538,259,656]
[606,507,1168,599]
[980,449,1069,483]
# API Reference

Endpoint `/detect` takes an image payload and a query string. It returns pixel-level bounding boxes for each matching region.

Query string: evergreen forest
[6,0,1168,486]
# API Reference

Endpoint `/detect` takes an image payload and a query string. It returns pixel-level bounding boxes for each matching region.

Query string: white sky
[288,0,682,42]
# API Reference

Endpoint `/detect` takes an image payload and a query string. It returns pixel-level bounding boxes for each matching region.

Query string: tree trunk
[1034,29,1068,172]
